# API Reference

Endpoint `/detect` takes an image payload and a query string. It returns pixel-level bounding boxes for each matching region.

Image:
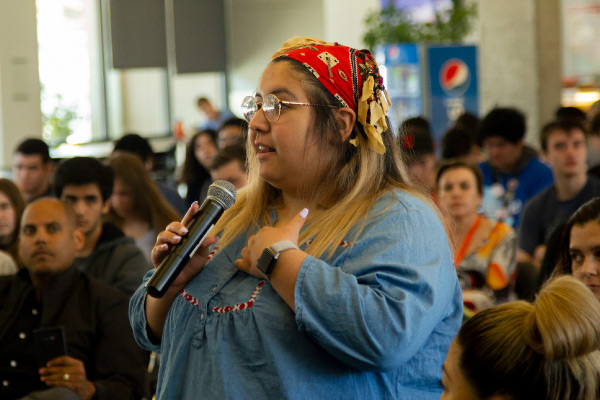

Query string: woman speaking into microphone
[129,37,462,399]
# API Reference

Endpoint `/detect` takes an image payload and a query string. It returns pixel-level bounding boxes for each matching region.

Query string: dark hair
[218,117,246,133]
[53,157,115,201]
[211,144,247,171]
[441,127,474,160]
[555,106,586,125]
[455,112,480,135]
[435,160,483,196]
[196,97,210,107]
[113,133,154,162]
[589,113,600,137]
[0,178,25,261]
[478,107,526,144]
[557,198,600,275]
[398,117,435,161]
[178,129,217,185]
[539,119,586,152]
[15,138,51,163]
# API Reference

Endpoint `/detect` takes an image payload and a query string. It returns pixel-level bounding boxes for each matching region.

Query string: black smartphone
[33,326,67,368]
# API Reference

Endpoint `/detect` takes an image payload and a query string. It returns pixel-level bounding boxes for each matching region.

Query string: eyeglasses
[241,93,338,123]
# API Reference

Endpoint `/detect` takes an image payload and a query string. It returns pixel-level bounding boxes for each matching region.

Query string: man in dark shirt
[0,198,146,399]
[53,157,149,295]
[519,119,600,267]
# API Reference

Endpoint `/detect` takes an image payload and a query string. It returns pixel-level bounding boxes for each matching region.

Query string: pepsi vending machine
[377,43,479,144]
[374,43,422,130]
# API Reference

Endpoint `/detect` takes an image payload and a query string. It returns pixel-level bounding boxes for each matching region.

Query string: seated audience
[209,144,248,190]
[196,97,234,131]
[0,198,146,400]
[13,138,54,203]
[217,117,246,148]
[113,133,187,215]
[537,222,567,291]
[478,107,553,227]
[0,178,26,267]
[588,99,600,120]
[519,119,600,267]
[453,111,480,139]
[0,250,17,275]
[555,105,586,124]
[441,127,482,165]
[399,116,437,194]
[179,129,218,205]
[556,197,600,302]
[53,157,149,295]
[106,152,181,265]
[441,275,600,400]
[587,112,600,176]
[437,161,517,312]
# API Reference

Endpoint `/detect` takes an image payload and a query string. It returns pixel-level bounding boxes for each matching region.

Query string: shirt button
[18,332,26,340]
[211,286,217,292]
[200,314,205,320]
[10,360,17,367]
[2,380,8,387]
[32,309,38,315]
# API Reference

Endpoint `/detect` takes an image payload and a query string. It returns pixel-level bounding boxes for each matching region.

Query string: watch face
[257,247,277,277]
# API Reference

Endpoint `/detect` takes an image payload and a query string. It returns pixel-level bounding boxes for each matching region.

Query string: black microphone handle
[145,199,224,298]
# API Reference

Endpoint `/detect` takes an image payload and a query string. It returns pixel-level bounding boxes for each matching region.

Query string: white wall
[323,0,380,48]
[227,0,325,115]
[0,0,42,170]
[120,68,170,136]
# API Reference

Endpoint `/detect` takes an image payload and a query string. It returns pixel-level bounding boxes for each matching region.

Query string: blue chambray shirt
[129,190,463,399]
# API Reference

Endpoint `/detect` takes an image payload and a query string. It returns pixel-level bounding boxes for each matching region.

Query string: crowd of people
[2,36,600,399]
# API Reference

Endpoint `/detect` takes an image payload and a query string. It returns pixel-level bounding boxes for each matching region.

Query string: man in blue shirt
[478,107,554,227]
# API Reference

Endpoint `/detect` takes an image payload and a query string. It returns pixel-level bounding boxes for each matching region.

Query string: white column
[0,0,42,171]
[479,0,561,146]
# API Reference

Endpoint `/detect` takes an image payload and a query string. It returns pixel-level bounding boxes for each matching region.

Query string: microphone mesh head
[207,180,237,209]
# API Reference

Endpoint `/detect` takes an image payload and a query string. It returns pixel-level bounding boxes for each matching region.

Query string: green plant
[41,94,78,145]
[363,0,477,49]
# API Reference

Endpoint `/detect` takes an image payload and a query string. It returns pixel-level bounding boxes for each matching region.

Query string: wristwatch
[257,240,299,280]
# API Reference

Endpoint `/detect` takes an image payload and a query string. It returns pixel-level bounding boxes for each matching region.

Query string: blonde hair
[458,275,600,400]
[213,58,439,258]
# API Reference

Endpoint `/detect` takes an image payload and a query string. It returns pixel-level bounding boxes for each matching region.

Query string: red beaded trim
[180,288,200,307]
[213,281,265,313]
[206,246,220,262]
[302,239,353,248]
[178,241,351,311]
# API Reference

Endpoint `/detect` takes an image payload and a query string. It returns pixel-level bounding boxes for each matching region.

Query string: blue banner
[426,45,479,143]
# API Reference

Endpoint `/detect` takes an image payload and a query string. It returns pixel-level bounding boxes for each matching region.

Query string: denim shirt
[129,190,463,399]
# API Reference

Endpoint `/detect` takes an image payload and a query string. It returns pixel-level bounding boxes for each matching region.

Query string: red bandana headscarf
[272,37,391,154]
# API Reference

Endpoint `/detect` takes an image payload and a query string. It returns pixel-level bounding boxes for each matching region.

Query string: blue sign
[426,45,479,143]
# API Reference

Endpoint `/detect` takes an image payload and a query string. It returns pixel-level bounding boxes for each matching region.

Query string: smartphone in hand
[33,326,67,368]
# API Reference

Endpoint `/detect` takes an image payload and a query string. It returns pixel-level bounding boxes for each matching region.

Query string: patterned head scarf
[272,37,392,154]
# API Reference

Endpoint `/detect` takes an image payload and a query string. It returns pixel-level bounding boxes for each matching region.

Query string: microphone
[145,180,237,298]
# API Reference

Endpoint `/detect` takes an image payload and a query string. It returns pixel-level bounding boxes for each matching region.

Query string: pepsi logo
[387,45,400,61]
[440,59,470,96]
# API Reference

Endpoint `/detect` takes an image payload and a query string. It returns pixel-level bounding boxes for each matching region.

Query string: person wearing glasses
[130,37,462,399]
